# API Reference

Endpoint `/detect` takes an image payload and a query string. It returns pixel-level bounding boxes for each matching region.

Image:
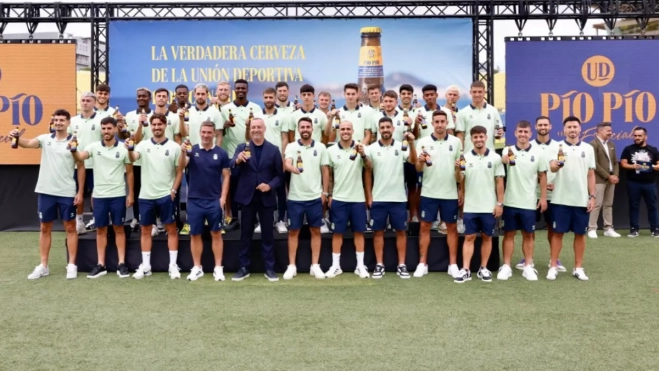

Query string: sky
[1,0,603,71]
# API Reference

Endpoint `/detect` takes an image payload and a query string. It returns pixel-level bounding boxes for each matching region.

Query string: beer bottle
[412,94,418,108]
[349,144,359,161]
[633,159,641,175]
[127,131,135,152]
[330,99,336,111]
[419,112,428,130]
[69,131,79,152]
[401,134,409,151]
[228,109,235,126]
[422,146,432,166]
[113,106,120,119]
[296,151,304,173]
[494,123,502,139]
[140,108,148,127]
[180,102,189,122]
[185,139,192,156]
[403,110,409,120]
[357,27,384,104]
[334,113,341,130]
[507,146,516,166]
[459,150,466,171]
[244,141,251,160]
[11,127,20,149]
[49,115,55,133]
[247,107,254,126]
[557,144,565,167]
[294,95,299,107]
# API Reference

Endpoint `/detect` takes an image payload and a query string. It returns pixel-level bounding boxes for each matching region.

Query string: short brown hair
[154,87,169,97]
[263,87,276,95]
[470,125,487,136]
[96,83,110,93]
[367,84,381,92]
[596,122,612,130]
[470,81,486,90]
[200,121,216,130]
[432,110,448,120]
[383,90,398,100]
[516,120,531,129]
[150,113,167,124]
[344,83,359,93]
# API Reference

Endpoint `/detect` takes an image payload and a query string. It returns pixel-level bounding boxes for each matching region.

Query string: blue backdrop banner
[505,37,658,146]
[109,19,472,109]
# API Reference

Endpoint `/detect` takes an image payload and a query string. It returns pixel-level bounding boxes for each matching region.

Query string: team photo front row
[10,106,613,284]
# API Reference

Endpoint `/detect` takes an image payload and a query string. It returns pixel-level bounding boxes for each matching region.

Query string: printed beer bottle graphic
[358,27,384,104]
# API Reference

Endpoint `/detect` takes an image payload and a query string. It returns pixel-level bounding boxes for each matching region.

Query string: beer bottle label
[358,46,383,78]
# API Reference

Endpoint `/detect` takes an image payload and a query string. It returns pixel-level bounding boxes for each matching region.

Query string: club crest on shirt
[213,154,218,160]
[395,150,399,156]
[165,150,170,156]
[275,120,279,126]
[115,151,120,158]
[530,155,535,162]
[449,145,453,152]
[397,120,401,126]
[337,155,342,160]
[487,114,491,120]
[167,120,172,126]
[146,149,151,153]
[469,115,473,119]
[91,124,95,131]
[314,118,318,124]
[97,151,101,156]
[430,146,435,150]
[194,153,200,157]
[358,112,362,118]
[313,150,317,157]
[487,161,492,168]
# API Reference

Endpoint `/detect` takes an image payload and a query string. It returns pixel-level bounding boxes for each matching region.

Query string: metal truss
[1,1,657,96]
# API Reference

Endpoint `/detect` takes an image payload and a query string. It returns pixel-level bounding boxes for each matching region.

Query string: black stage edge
[71,226,500,274]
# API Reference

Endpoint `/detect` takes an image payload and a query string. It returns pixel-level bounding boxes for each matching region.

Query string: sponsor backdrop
[0,41,78,165]
[109,19,472,109]
[505,37,658,146]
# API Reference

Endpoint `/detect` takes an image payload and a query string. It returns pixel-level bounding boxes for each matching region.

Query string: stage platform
[72,225,501,274]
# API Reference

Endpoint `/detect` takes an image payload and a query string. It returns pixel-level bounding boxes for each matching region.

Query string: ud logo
[581,151,585,158]
[337,155,342,160]
[47,141,52,146]
[97,151,101,156]
[213,154,218,160]
[358,112,362,118]
[449,145,453,152]
[487,114,491,120]
[395,150,399,156]
[165,150,170,156]
[115,152,120,159]
[275,120,279,126]
[530,155,535,162]
[581,55,615,88]
[487,161,492,168]
[313,150,317,157]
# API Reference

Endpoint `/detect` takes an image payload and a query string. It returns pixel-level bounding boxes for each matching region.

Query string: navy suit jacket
[230,140,283,207]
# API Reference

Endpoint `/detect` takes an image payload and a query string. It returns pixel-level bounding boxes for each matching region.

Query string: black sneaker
[117,263,130,278]
[651,229,659,237]
[232,267,250,281]
[454,269,471,283]
[397,264,410,279]
[225,219,240,232]
[372,264,385,279]
[87,264,107,279]
[264,270,279,282]
[477,267,493,282]
[628,230,639,238]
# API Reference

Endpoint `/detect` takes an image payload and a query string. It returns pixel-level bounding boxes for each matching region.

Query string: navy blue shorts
[420,196,459,223]
[502,206,536,233]
[536,200,553,224]
[37,193,76,223]
[330,200,367,233]
[73,168,94,195]
[403,163,417,190]
[552,204,588,235]
[288,199,323,230]
[370,202,407,231]
[93,196,126,228]
[187,198,223,235]
[464,212,496,236]
[138,195,176,226]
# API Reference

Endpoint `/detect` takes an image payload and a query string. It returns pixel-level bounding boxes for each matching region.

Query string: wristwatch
[171,189,177,194]
[496,202,503,207]
[589,194,595,199]
[322,192,330,197]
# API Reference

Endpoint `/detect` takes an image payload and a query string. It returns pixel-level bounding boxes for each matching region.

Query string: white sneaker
[496,264,513,280]
[522,265,539,281]
[457,218,465,234]
[85,218,96,231]
[283,265,297,280]
[28,264,49,280]
[130,218,139,230]
[431,221,440,231]
[325,266,343,278]
[213,266,225,281]
[437,222,448,234]
[275,221,288,233]
[587,230,598,239]
[76,221,87,235]
[169,264,181,279]
[447,264,460,278]
[548,260,567,272]
[151,225,159,237]
[604,229,621,238]
[572,267,589,281]
[413,263,428,278]
[310,264,325,279]
[355,265,370,278]
[546,267,558,280]
[320,221,331,234]
[66,264,77,279]
[187,266,204,281]
[254,224,261,234]
[156,218,164,232]
[411,216,419,223]
[133,264,152,279]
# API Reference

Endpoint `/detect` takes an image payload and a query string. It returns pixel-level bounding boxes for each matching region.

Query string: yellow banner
[0,42,77,165]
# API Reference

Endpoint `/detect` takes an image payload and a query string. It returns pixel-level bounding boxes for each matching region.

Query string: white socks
[356,251,365,267]
[169,251,178,266]
[142,252,151,267]
[332,253,341,267]
[76,215,83,223]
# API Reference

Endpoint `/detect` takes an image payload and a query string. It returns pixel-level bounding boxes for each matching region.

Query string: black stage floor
[72,225,500,274]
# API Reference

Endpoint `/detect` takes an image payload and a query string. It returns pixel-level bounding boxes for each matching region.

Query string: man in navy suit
[230,118,284,282]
